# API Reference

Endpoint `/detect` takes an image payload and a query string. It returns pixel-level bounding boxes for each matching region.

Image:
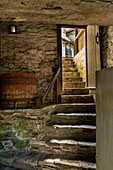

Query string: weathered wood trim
[0,22,2,59]
[86,27,88,87]
[87,26,101,87]
[57,24,62,102]
[75,29,85,41]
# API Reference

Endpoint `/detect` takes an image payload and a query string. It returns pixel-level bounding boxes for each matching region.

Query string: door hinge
[96,32,99,45]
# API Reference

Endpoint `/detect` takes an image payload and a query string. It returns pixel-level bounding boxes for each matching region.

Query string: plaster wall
[78,30,85,52]
[73,47,86,83]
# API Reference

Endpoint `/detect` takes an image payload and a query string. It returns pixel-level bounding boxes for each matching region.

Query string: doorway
[57,25,101,94]
[60,25,87,91]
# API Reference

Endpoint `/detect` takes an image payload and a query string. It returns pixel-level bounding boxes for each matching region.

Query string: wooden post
[0,22,2,59]
[53,77,59,104]
[74,29,78,55]
[57,25,62,103]
[53,78,57,103]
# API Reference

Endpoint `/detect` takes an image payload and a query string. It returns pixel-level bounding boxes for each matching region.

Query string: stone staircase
[31,57,96,170]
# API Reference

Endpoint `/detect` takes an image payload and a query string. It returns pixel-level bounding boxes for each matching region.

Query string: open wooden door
[87,26,101,87]
[96,67,113,170]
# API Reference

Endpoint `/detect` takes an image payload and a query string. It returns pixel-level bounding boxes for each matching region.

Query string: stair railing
[42,67,61,106]
[75,29,85,41]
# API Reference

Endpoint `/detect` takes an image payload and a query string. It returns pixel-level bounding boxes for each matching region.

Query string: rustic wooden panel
[87,26,101,87]
[96,67,113,170]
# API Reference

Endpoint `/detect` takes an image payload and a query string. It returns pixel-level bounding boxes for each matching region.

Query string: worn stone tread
[62,71,80,77]
[56,113,96,115]
[31,139,96,163]
[62,67,78,72]
[54,125,96,129]
[62,58,74,65]
[49,139,96,162]
[63,82,85,88]
[39,159,96,170]
[31,139,96,147]
[61,94,94,103]
[63,76,82,82]
[55,103,96,113]
[43,124,96,142]
[50,113,96,126]
[62,88,89,95]
[49,139,96,146]
[62,64,77,68]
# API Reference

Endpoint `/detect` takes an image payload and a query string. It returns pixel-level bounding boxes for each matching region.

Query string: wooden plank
[87,26,101,87]
[0,22,2,59]
[57,25,62,103]
[96,67,113,170]
[75,29,85,41]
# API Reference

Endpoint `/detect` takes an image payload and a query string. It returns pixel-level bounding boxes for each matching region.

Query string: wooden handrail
[42,67,61,105]
[75,29,85,41]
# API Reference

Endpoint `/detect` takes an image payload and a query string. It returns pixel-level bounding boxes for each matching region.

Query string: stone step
[62,58,74,64]
[49,113,96,126]
[63,71,80,77]
[55,103,96,113]
[62,57,73,60]
[39,159,96,170]
[62,88,89,95]
[62,67,78,72]
[0,150,58,170]
[63,76,82,82]
[62,63,77,69]
[31,139,96,163]
[43,125,96,142]
[49,139,96,162]
[61,95,94,103]
[62,60,74,65]
[63,82,85,88]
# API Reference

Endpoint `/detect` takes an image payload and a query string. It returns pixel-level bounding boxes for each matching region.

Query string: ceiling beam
[0,0,113,25]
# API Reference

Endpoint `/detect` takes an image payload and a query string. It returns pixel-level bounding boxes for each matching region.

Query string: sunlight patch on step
[30,140,50,148]
[62,95,91,97]
[57,113,96,116]
[54,125,96,129]
[43,158,96,169]
[58,103,95,105]
[50,139,96,147]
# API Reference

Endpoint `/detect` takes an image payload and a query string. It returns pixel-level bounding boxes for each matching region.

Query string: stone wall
[0,22,58,105]
[101,26,113,68]
[0,22,58,153]
[73,47,86,83]
[0,105,55,152]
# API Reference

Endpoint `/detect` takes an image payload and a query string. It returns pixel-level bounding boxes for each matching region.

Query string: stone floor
[0,150,57,170]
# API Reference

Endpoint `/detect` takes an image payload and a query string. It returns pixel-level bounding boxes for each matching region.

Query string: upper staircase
[31,57,96,170]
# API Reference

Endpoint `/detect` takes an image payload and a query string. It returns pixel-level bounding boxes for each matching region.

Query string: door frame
[57,24,88,92]
[86,25,101,88]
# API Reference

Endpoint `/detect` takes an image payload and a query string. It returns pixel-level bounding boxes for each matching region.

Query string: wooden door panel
[96,67,113,170]
[87,26,101,87]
